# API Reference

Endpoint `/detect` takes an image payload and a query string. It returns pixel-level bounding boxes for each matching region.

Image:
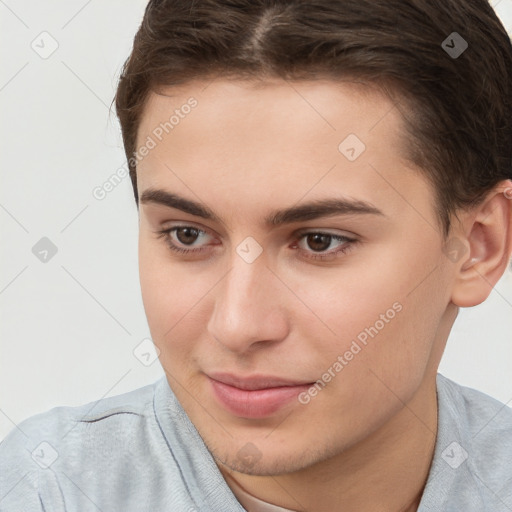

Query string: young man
[1,0,511,510]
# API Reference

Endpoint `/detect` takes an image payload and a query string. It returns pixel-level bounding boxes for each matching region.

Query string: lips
[207,372,314,418]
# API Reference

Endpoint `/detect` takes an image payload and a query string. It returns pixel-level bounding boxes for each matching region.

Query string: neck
[220,374,438,512]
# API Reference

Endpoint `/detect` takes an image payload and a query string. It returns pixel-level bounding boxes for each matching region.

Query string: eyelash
[154,226,357,261]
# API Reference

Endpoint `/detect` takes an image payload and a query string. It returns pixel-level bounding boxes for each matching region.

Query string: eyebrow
[139,188,385,226]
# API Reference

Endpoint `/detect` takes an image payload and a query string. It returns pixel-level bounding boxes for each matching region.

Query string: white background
[1,0,511,440]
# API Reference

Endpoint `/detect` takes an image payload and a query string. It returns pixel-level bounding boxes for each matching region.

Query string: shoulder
[437,373,512,446]
[0,377,240,511]
[0,380,160,510]
[1,378,157,451]
[422,374,512,511]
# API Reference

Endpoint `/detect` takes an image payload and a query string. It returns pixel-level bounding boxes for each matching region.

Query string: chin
[213,439,335,476]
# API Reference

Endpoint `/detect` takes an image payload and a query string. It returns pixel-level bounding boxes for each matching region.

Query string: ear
[449,180,512,308]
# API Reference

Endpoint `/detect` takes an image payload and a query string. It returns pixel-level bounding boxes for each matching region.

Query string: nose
[207,249,290,354]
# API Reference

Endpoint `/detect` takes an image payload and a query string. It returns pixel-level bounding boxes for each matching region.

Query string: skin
[135,78,512,512]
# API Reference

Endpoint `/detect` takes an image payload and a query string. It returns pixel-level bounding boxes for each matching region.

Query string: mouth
[206,372,314,419]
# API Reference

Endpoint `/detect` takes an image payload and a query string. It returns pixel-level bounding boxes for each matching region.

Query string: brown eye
[305,233,333,252]
[295,231,357,261]
[155,225,216,256]
[175,227,200,245]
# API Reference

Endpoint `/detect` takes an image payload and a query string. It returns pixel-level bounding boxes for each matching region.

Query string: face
[136,78,456,475]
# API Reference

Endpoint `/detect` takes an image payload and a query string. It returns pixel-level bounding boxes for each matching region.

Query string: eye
[155,225,215,254]
[293,231,357,261]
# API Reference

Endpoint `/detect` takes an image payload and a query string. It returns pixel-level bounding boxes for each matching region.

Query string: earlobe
[450,180,512,308]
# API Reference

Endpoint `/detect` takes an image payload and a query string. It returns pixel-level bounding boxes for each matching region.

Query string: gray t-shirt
[0,374,510,511]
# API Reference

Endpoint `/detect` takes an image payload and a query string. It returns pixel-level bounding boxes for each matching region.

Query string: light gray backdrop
[1,0,511,440]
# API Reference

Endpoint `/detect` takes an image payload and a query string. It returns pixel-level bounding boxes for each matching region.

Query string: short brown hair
[114,0,512,236]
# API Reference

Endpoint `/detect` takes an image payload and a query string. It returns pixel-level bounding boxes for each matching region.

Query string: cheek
[138,240,208,346]
[293,245,445,391]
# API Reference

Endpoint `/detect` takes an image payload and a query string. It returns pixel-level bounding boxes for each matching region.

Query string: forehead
[137,77,403,146]
[135,78,432,227]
